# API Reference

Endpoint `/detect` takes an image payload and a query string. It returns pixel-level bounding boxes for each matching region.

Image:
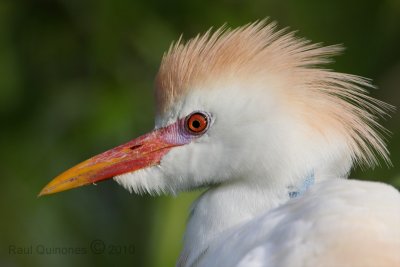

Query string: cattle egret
[40,21,400,267]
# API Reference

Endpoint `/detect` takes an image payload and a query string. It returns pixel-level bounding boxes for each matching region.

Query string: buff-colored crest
[155,20,393,167]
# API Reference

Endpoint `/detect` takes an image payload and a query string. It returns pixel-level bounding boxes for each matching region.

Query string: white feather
[185,179,400,267]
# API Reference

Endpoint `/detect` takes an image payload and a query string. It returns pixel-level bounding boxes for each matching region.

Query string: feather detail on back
[198,179,400,267]
[155,20,393,168]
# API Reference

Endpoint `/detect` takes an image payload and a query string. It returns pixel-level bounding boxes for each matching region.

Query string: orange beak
[39,123,185,196]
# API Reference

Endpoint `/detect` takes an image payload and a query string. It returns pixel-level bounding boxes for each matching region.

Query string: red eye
[186,112,208,134]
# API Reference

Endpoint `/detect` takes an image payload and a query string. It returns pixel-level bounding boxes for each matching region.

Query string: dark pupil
[192,120,201,129]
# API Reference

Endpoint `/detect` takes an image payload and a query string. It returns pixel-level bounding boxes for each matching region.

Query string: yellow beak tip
[37,189,49,197]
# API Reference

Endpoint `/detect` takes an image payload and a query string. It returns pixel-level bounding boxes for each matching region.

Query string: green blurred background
[1,0,399,266]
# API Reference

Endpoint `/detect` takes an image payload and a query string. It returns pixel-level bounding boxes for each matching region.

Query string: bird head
[39,21,391,197]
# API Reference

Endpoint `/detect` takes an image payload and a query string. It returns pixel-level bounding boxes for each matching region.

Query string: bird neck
[288,171,315,198]
[180,172,316,264]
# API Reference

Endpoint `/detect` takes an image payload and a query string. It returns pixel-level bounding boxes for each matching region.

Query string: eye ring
[185,112,209,135]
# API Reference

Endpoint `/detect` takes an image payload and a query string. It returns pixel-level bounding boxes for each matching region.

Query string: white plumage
[186,179,400,267]
[40,21,400,267]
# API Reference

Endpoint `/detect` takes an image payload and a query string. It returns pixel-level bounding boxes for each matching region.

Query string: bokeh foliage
[1,0,399,266]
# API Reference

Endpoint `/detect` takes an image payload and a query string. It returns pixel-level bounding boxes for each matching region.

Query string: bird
[39,21,400,267]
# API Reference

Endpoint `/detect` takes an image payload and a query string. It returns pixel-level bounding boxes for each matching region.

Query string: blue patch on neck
[288,172,315,199]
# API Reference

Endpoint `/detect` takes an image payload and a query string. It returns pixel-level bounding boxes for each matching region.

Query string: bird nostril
[129,144,143,150]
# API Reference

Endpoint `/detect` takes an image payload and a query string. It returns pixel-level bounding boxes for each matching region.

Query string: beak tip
[37,186,51,197]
